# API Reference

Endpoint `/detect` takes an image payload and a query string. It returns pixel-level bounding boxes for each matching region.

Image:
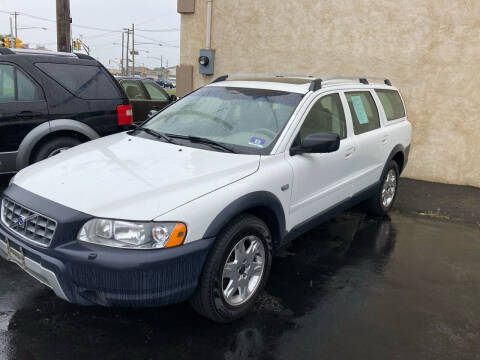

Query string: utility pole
[132,23,135,76]
[9,18,13,37]
[125,29,130,75]
[56,0,72,52]
[121,32,125,75]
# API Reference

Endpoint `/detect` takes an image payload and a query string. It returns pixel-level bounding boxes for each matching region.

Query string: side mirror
[290,133,340,156]
[169,94,177,101]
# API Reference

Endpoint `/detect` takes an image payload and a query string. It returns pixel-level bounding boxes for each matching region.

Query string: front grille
[1,198,57,247]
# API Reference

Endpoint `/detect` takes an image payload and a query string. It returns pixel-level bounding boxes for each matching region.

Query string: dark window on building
[36,63,120,99]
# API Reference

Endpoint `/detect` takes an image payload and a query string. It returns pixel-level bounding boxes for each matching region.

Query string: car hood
[13,132,260,220]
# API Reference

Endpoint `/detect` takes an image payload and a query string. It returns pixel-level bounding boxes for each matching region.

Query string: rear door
[0,62,48,172]
[119,79,150,123]
[342,90,385,195]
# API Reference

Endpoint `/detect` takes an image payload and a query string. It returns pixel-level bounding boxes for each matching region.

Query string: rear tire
[366,161,400,216]
[32,136,82,163]
[190,214,272,323]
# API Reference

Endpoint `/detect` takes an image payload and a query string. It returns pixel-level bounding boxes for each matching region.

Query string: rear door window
[0,64,15,102]
[143,81,169,101]
[376,89,406,121]
[0,63,43,102]
[121,80,148,100]
[35,63,121,100]
[345,91,380,135]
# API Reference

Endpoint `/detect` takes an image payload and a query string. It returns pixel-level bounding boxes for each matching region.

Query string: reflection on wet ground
[1,175,480,359]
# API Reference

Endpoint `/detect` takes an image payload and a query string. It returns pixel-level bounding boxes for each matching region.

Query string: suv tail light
[117,105,133,125]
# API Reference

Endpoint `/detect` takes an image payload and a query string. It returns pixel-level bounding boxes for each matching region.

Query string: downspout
[206,0,212,49]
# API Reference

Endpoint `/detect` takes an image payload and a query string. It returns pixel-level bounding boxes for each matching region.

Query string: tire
[190,214,273,323]
[32,136,82,163]
[366,160,400,216]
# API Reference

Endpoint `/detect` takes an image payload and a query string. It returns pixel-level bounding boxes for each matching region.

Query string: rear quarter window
[376,89,405,121]
[35,63,121,100]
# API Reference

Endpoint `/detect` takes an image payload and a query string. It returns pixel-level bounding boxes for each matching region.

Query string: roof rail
[75,52,95,60]
[0,48,14,55]
[212,75,228,83]
[309,76,392,91]
[5,48,78,57]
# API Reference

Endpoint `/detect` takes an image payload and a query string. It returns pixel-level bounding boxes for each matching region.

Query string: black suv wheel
[32,136,82,163]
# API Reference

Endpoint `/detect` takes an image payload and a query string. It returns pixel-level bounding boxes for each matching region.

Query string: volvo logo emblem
[11,214,38,230]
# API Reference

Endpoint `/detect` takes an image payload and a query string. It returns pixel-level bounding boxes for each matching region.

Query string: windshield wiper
[166,134,236,153]
[133,127,176,144]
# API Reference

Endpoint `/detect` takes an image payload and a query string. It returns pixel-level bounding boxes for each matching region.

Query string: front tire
[190,214,272,323]
[32,136,82,163]
[366,161,400,216]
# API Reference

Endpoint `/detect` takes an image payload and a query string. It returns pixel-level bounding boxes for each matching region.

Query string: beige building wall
[179,0,480,187]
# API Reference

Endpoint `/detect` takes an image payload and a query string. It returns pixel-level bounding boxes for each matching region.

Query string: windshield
[141,86,303,154]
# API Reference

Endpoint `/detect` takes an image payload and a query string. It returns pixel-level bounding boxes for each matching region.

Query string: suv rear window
[35,63,121,100]
[376,89,405,121]
[345,91,380,135]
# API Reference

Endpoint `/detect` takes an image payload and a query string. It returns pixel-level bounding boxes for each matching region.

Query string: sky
[0,0,180,70]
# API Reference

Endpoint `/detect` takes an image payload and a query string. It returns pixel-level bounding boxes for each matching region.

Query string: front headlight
[77,219,187,249]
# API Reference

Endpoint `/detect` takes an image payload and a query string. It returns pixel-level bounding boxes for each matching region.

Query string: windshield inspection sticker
[351,96,369,124]
[249,137,266,147]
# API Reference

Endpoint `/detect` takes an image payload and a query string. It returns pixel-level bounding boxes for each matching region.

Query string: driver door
[287,92,356,227]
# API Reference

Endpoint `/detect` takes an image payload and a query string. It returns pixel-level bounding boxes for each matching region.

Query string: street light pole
[132,23,135,76]
[13,12,18,38]
[121,32,125,75]
[125,29,130,75]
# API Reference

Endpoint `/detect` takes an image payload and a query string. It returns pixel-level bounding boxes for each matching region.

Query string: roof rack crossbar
[309,76,392,91]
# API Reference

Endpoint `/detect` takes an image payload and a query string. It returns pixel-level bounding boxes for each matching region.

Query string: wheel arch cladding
[385,144,406,175]
[16,119,100,170]
[203,191,286,249]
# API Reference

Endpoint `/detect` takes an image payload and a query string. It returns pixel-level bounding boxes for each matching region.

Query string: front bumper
[0,185,214,307]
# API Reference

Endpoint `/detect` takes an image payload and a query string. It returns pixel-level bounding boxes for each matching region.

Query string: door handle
[17,111,39,119]
[345,146,355,159]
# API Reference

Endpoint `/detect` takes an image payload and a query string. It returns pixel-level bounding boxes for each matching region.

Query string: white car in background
[0,74,411,322]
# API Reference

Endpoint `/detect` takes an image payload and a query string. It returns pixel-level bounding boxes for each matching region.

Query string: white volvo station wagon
[0,74,411,322]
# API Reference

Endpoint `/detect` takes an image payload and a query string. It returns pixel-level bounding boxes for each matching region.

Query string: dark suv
[0,48,133,174]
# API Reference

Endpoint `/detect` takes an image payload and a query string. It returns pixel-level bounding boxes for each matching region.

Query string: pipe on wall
[206,0,212,49]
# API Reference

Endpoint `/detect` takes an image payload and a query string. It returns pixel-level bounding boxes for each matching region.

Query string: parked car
[117,76,176,123]
[0,48,132,174]
[0,74,411,322]
[156,77,174,88]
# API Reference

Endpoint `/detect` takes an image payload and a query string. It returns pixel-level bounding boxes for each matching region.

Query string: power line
[136,28,179,32]
[0,10,180,34]
[135,33,179,48]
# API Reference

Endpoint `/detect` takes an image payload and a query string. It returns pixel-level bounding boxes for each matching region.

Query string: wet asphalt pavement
[1,174,480,360]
